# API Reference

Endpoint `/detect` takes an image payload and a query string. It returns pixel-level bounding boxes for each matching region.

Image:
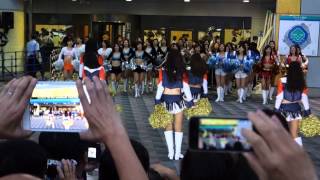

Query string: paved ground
[114,92,320,177]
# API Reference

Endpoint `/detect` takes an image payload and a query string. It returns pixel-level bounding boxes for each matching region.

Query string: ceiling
[77,0,275,3]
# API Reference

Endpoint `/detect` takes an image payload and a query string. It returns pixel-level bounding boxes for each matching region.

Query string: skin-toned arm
[76,77,148,180]
[242,110,318,180]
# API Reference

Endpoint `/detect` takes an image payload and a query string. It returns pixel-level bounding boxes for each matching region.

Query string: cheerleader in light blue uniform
[213,44,232,102]
[234,44,254,103]
[246,43,261,99]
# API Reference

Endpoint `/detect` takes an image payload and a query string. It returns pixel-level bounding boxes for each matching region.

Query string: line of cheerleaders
[53,38,312,160]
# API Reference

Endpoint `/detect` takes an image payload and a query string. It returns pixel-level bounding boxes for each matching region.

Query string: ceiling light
[243,0,250,3]
[72,0,77,2]
[126,0,132,1]
[184,0,190,2]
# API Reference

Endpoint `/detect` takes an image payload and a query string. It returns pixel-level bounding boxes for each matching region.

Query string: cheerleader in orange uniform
[155,49,194,160]
[58,38,77,80]
[79,39,105,80]
[269,40,281,101]
[260,45,276,105]
[275,62,311,146]
[286,45,303,66]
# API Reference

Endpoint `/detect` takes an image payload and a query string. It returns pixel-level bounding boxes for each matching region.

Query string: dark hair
[225,42,234,53]
[261,45,272,60]
[289,45,299,56]
[102,40,111,48]
[190,54,208,78]
[113,43,121,52]
[0,140,47,178]
[262,108,289,132]
[164,49,185,82]
[84,39,100,68]
[99,139,150,180]
[286,61,306,92]
[237,44,247,56]
[218,43,225,52]
[295,44,302,55]
[31,32,38,40]
[38,133,87,164]
[181,150,257,180]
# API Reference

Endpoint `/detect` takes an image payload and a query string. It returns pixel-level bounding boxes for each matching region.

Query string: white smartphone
[23,81,89,132]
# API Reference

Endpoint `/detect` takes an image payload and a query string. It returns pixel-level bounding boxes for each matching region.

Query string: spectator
[0,140,47,178]
[26,33,42,78]
[99,139,150,180]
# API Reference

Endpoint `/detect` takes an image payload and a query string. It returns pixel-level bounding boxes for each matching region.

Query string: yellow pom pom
[184,98,213,119]
[300,115,320,137]
[115,104,123,112]
[149,104,174,129]
[108,85,116,97]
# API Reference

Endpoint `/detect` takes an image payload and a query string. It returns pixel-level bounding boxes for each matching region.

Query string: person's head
[219,43,225,52]
[153,39,159,47]
[225,42,233,53]
[0,140,47,178]
[85,38,98,54]
[295,44,302,55]
[66,38,73,48]
[136,42,143,51]
[269,40,276,49]
[99,139,150,180]
[180,150,257,180]
[286,61,306,92]
[161,39,167,47]
[165,49,185,82]
[31,32,38,40]
[76,37,83,45]
[263,45,272,57]
[84,36,89,43]
[194,43,201,53]
[123,39,130,48]
[190,54,208,78]
[237,44,247,56]
[178,39,184,47]
[38,133,87,178]
[290,45,298,56]
[101,40,110,49]
[262,109,289,132]
[113,43,121,52]
[171,43,179,50]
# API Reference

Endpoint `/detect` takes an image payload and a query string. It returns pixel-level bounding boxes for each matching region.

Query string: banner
[279,16,320,56]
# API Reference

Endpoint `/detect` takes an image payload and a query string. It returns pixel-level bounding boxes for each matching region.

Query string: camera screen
[29,81,88,132]
[198,118,252,151]
[88,147,97,158]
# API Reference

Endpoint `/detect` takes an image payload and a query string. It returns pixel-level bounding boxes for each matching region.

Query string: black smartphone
[189,117,253,152]
[88,143,101,162]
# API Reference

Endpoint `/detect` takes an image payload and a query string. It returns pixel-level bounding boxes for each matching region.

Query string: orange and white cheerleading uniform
[275,77,311,122]
[155,69,194,114]
[58,47,77,72]
[79,55,105,80]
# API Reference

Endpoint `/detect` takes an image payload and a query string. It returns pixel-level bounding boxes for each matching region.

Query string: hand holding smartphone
[189,117,253,152]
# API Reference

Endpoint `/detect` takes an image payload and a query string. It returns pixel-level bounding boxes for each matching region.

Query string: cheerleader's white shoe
[215,87,220,102]
[220,87,225,102]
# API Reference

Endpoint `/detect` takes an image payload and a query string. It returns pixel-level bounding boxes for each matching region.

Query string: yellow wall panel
[276,0,301,14]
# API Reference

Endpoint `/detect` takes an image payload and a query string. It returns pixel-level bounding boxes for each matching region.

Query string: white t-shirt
[98,48,112,59]
[58,47,77,61]
[74,44,86,59]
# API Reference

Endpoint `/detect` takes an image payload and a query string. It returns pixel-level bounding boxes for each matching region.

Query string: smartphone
[23,81,89,132]
[46,159,77,178]
[189,117,252,152]
[88,143,101,162]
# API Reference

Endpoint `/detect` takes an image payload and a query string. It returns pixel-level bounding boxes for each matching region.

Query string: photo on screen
[198,118,252,151]
[29,81,88,132]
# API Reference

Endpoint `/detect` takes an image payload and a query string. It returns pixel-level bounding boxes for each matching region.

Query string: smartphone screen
[88,147,97,159]
[25,81,89,132]
[191,117,252,152]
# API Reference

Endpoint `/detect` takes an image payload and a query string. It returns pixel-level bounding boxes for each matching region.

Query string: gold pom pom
[108,85,116,97]
[300,115,320,137]
[115,104,123,112]
[184,98,213,119]
[149,104,174,129]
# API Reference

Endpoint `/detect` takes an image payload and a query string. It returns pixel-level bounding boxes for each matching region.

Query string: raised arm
[182,73,194,108]
[155,69,164,104]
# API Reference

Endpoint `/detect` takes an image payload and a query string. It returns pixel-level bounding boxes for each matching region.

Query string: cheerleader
[145,40,156,93]
[275,61,311,146]
[269,40,281,101]
[260,45,276,105]
[234,44,252,103]
[133,42,152,98]
[57,38,78,80]
[160,39,168,57]
[79,39,105,80]
[98,40,112,79]
[122,39,135,93]
[224,42,235,95]
[296,45,309,75]
[246,43,261,99]
[74,37,85,60]
[108,44,123,93]
[286,45,302,66]
[214,43,229,102]
[188,54,208,101]
[155,49,194,160]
